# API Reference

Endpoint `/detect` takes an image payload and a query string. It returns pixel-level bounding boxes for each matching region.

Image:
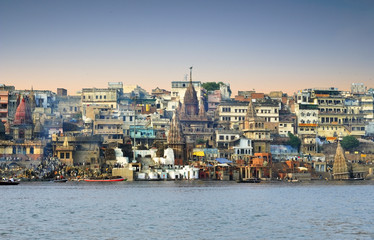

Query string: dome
[13,98,33,125]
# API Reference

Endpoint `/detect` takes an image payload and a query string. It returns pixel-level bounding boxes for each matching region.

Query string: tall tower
[167,110,186,165]
[183,67,199,116]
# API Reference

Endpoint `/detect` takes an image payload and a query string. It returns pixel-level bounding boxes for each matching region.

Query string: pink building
[208,90,221,111]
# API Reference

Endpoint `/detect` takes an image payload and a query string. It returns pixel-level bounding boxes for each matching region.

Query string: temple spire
[333,139,350,180]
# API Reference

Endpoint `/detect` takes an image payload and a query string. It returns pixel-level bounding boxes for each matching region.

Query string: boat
[288,179,300,183]
[237,178,261,183]
[83,177,126,182]
[53,179,68,183]
[0,181,20,185]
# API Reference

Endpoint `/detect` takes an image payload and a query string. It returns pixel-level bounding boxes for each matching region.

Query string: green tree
[287,132,301,151]
[202,82,221,91]
[340,135,359,150]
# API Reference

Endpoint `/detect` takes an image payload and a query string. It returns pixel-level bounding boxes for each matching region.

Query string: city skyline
[1,0,373,94]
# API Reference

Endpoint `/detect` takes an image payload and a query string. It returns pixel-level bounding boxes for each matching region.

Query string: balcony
[95,129,123,134]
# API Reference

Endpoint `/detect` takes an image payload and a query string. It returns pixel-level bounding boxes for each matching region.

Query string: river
[1,180,373,240]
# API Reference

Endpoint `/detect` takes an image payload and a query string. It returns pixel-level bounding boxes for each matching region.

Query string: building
[232,138,253,161]
[56,95,81,120]
[57,88,67,96]
[52,134,102,166]
[351,83,366,95]
[85,105,123,144]
[171,78,203,103]
[178,74,215,150]
[0,90,9,123]
[207,90,222,112]
[297,88,366,140]
[81,88,118,118]
[243,100,272,154]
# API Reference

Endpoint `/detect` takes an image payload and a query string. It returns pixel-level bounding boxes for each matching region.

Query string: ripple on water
[1,181,374,239]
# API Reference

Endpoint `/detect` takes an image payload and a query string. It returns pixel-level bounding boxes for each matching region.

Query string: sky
[1,0,373,95]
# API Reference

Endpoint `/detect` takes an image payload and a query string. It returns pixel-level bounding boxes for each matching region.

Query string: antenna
[189,66,193,83]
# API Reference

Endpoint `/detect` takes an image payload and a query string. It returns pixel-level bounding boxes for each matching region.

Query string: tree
[202,82,221,92]
[340,135,359,150]
[287,132,301,151]
[63,122,80,132]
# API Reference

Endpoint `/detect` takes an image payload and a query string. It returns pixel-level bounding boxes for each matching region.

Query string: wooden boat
[288,179,300,183]
[83,177,126,182]
[237,178,261,183]
[53,179,68,183]
[0,181,20,185]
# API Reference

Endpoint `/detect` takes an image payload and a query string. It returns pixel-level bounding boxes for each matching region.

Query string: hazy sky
[1,0,373,95]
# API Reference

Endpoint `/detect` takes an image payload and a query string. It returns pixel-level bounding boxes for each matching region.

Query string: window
[66,153,70,159]
[60,153,65,159]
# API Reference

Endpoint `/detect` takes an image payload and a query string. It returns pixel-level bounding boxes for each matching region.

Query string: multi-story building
[351,83,366,95]
[207,90,221,112]
[243,101,272,154]
[232,138,253,161]
[56,95,81,120]
[85,105,123,144]
[254,99,280,133]
[0,90,9,123]
[360,95,374,121]
[297,88,366,140]
[217,98,280,132]
[217,101,247,129]
[278,114,295,137]
[81,88,118,118]
[215,130,241,149]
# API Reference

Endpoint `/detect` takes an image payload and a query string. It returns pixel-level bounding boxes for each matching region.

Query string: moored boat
[54,179,68,183]
[237,178,261,183]
[0,181,20,185]
[83,177,126,182]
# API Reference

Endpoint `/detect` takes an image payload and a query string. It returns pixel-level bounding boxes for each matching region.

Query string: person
[9,177,14,182]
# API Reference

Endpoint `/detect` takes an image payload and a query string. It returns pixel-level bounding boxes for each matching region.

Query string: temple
[177,67,214,160]
[332,140,350,180]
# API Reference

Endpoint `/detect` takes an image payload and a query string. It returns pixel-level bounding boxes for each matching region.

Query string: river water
[1,180,373,240]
